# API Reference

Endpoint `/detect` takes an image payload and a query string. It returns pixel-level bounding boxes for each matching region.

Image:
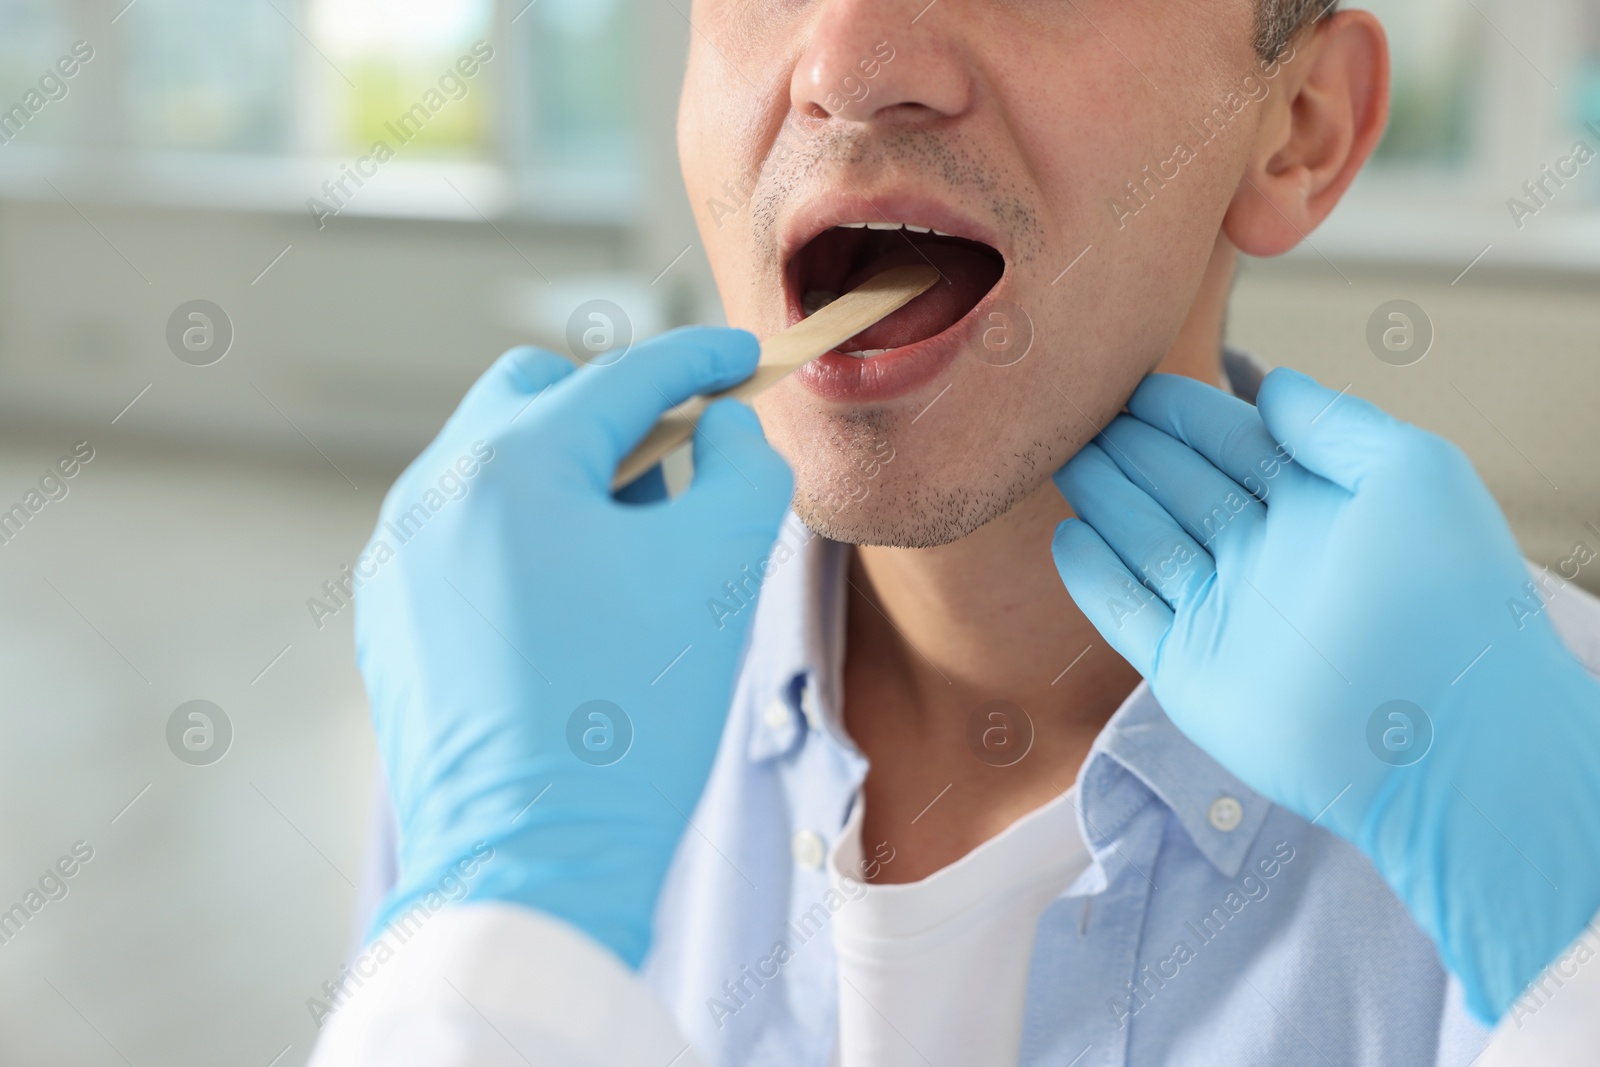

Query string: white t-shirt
[827,788,1092,1067]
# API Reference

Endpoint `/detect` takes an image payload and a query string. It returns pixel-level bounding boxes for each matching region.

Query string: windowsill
[1285,167,1600,275]
[0,146,640,227]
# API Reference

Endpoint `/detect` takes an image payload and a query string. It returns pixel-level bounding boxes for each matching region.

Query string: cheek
[678,43,782,310]
[678,81,738,286]
[676,75,716,204]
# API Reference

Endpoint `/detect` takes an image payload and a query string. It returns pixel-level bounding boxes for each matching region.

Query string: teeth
[801,289,839,316]
[830,221,953,236]
[844,348,892,359]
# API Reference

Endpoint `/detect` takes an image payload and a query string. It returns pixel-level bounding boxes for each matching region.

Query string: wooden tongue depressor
[611,263,940,491]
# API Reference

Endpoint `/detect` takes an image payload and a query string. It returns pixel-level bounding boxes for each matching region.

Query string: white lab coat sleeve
[306,902,704,1067]
[1475,914,1600,1066]
[303,903,1600,1066]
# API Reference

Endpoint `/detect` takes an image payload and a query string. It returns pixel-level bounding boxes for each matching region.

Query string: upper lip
[778,189,1008,274]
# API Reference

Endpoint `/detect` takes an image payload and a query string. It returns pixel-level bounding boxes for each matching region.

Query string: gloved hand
[1051,367,1600,1023]
[356,329,792,967]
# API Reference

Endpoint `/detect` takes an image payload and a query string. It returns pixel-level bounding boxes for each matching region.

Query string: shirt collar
[741,512,853,763]
[1078,683,1270,879]
[739,349,1274,874]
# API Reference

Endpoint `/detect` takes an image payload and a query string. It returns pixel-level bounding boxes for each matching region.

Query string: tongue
[835,242,1002,353]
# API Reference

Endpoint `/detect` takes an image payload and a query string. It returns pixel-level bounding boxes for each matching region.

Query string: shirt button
[763,698,792,731]
[791,829,826,870]
[1208,795,1244,832]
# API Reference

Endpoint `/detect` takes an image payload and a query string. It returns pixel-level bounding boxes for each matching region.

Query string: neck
[844,466,1140,758]
[843,241,1234,817]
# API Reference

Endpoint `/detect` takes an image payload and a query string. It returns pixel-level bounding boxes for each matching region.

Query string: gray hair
[1257,0,1339,60]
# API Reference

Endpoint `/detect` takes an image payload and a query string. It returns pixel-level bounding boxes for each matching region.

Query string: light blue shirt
[639,352,1491,1066]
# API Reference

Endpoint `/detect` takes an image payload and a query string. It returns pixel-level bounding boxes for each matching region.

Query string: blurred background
[0,0,1596,1062]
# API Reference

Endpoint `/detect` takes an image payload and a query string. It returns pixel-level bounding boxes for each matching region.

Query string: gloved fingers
[447,345,576,434]
[1125,373,1304,503]
[552,327,762,489]
[685,399,795,516]
[1255,367,1407,494]
[1097,414,1266,558]
[1051,518,1173,679]
[1053,442,1216,614]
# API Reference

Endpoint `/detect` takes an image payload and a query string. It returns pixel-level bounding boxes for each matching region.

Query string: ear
[1222,11,1390,257]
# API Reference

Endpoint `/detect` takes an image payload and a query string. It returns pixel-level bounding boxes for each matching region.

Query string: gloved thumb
[1256,367,1406,493]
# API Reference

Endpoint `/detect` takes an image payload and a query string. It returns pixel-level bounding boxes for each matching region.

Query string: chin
[783,438,1046,550]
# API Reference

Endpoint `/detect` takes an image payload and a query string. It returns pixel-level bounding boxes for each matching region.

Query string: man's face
[680,0,1270,547]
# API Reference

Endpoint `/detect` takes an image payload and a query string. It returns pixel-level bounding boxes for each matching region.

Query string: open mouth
[786,222,1006,357]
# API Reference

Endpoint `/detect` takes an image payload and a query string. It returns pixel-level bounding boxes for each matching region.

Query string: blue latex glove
[1051,367,1600,1023]
[356,329,792,967]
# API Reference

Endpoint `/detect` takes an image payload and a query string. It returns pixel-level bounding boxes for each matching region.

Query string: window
[311,0,495,159]
[516,0,636,175]
[0,0,643,221]
[0,0,80,147]
[122,0,297,154]
[1311,0,1600,266]
[1350,0,1600,183]
[1365,0,1486,166]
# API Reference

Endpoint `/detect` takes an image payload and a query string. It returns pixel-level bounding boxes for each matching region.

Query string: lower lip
[790,280,1007,404]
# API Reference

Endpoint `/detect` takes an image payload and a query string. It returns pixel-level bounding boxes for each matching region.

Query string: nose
[789,1,972,124]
